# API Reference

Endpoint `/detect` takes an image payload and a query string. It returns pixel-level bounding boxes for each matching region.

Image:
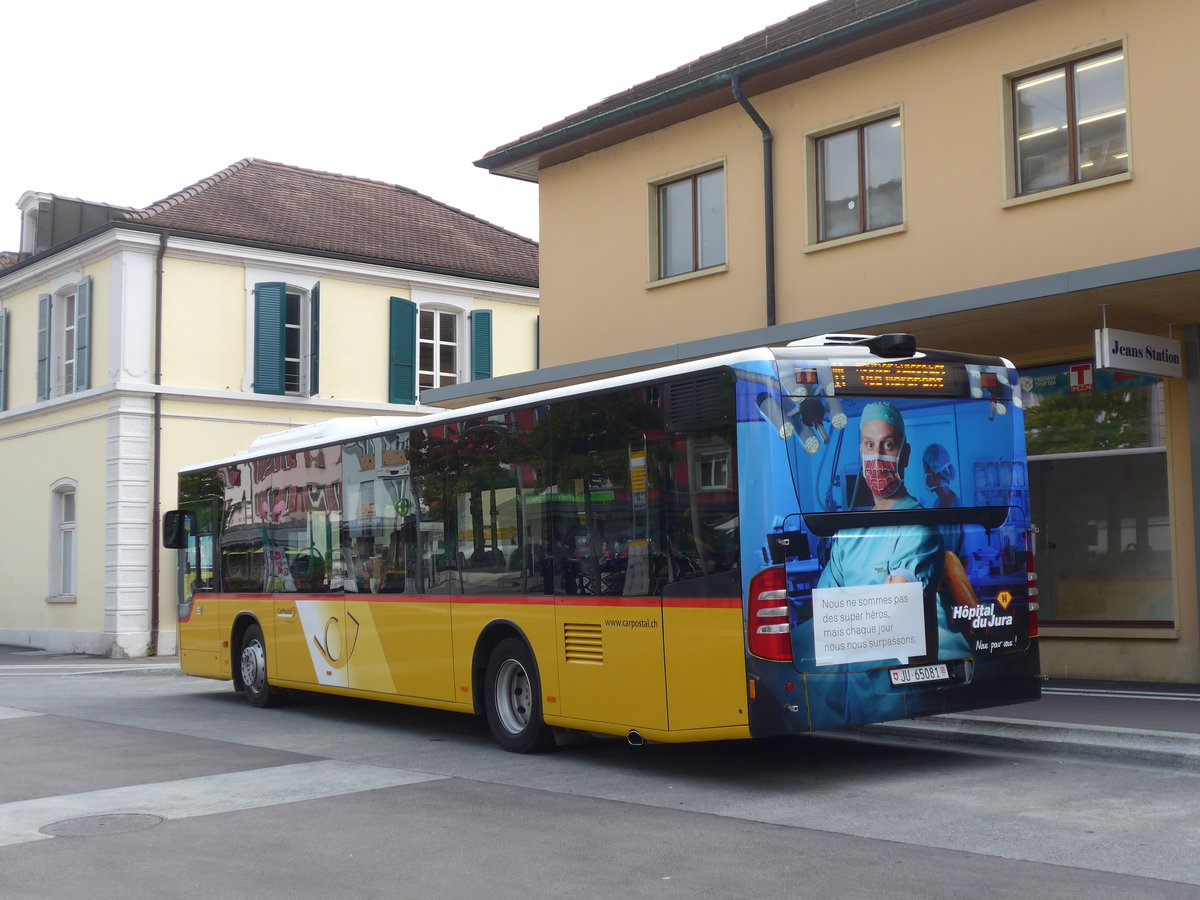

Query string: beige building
[460,0,1200,683]
[0,159,538,657]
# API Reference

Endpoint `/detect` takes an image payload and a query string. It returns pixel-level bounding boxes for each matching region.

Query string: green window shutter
[388,296,416,404]
[253,282,287,395]
[535,314,541,370]
[0,307,8,411]
[36,294,51,401]
[309,282,320,396]
[470,309,493,381]
[74,276,91,392]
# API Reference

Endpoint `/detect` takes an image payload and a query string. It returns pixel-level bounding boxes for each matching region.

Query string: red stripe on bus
[194,592,741,610]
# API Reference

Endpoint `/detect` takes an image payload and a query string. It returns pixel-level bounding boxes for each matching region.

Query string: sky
[1,0,818,252]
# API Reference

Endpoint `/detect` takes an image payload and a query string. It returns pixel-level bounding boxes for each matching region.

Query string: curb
[846,714,1200,770]
[0,661,181,677]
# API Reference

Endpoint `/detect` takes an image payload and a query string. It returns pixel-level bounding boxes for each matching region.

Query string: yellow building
[464,0,1200,682]
[0,159,538,657]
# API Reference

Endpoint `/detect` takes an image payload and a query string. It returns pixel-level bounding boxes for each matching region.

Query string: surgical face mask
[925,467,951,491]
[862,453,904,497]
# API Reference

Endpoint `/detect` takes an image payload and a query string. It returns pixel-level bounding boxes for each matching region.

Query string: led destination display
[827,362,969,397]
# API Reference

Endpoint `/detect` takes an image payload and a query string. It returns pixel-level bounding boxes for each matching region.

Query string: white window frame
[48,478,78,602]
[283,288,311,396]
[417,305,462,392]
[695,444,732,492]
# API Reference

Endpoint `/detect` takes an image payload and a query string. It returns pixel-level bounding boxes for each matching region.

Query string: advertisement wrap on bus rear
[733,349,1036,731]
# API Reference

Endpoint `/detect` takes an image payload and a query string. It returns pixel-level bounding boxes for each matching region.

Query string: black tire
[239,623,285,709]
[484,637,553,753]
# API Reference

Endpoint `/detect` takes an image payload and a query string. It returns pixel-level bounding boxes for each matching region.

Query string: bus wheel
[240,623,284,709]
[484,638,553,753]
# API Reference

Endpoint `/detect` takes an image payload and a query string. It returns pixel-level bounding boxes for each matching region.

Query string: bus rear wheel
[484,638,553,753]
[240,623,285,709]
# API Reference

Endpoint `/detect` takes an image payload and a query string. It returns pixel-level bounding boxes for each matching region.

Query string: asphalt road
[1,665,1198,899]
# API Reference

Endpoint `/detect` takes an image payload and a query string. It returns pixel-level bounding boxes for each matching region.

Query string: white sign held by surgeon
[812,581,925,666]
[1095,328,1182,379]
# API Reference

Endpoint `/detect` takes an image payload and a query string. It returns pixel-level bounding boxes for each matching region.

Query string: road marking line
[0,706,44,720]
[0,760,445,847]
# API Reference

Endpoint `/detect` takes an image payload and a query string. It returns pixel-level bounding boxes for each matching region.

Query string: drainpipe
[730,72,776,328]
[149,230,167,655]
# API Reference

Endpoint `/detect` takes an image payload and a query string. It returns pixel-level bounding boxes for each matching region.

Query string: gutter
[477,0,1026,175]
[730,72,776,328]
[149,230,167,655]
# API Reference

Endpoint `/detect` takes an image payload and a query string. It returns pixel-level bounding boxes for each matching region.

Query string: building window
[49,480,78,600]
[0,307,9,411]
[815,114,903,242]
[36,277,92,401]
[419,308,459,391]
[656,166,726,279]
[389,301,490,404]
[1012,48,1128,196]
[696,447,731,491]
[253,282,319,396]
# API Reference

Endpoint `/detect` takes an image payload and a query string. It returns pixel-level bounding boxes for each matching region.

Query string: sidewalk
[0,644,180,676]
[2,644,1197,767]
[855,680,1200,770]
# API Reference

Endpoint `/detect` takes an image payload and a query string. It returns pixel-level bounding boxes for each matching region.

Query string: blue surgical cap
[922,442,953,473]
[860,401,905,440]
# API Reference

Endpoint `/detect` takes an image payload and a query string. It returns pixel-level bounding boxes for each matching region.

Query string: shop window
[1020,362,1172,626]
[1011,47,1129,196]
[653,165,727,280]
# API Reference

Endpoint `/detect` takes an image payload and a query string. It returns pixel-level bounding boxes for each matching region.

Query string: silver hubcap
[494,658,532,734]
[241,639,267,694]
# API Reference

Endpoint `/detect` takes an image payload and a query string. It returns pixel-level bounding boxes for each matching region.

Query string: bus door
[270,549,348,689]
[170,502,221,677]
[262,482,349,689]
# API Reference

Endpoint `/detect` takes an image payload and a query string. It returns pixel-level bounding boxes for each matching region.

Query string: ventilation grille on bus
[563,623,603,665]
[665,372,729,431]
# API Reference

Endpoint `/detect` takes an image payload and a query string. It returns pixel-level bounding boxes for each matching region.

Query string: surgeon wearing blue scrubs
[809,402,964,727]
[818,401,943,596]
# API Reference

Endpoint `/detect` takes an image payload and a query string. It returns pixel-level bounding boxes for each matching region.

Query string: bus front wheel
[240,623,285,709]
[484,638,553,753]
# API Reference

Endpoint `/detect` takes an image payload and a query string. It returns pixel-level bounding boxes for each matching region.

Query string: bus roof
[179,334,1012,473]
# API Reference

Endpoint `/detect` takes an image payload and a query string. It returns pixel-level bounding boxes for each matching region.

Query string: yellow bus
[164,333,1040,751]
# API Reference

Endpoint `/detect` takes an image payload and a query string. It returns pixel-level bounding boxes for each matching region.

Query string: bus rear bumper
[747,644,1041,737]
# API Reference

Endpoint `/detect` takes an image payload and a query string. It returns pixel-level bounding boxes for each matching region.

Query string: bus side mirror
[163,510,195,549]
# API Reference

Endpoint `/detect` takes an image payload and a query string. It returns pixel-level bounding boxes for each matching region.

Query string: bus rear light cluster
[748,566,792,661]
[1026,554,1040,638]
